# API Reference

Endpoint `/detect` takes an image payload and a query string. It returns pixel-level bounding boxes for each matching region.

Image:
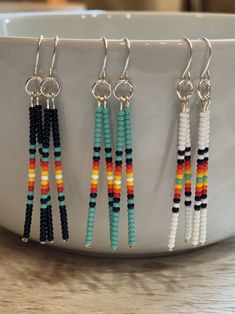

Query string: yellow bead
[91,179,98,185]
[92,169,99,175]
[28,178,35,183]
[196,183,203,188]
[127,173,134,178]
[185,179,191,184]
[56,179,63,184]
[41,180,48,186]
[175,184,182,189]
[127,181,134,186]
[29,168,36,174]
[55,169,62,175]
[176,174,183,179]
[185,170,191,174]
[42,171,48,176]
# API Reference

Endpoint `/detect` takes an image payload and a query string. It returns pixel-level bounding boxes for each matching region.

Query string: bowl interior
[0,12,235,39]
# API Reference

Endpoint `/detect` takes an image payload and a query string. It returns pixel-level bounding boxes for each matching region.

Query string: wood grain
[0,227,234,313]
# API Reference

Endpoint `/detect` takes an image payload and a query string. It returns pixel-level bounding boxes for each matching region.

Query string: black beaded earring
[40,36,69,243]
[22,36,44,242]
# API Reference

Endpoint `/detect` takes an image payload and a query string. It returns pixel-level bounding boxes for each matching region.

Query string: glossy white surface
[0,12,235,255]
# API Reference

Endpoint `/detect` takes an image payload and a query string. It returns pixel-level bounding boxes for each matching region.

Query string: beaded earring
[111,38,136,251]
[167,38,194,251]
[191,37,211,247]
[40,36,69,243]
[85,38,114,248]
[22,36,44,242]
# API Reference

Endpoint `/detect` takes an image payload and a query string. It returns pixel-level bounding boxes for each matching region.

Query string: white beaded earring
[167,38,194,251]
[191,37,212,247]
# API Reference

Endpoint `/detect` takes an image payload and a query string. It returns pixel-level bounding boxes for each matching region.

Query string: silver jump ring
[41,77,61,98]
[197,78,211,101]
[25,75,43,97]
[176,79,193,102]
[92,79,112,101]
[113,79,134,101]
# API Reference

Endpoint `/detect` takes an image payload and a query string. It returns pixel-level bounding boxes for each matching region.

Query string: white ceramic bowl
[0,11,235,255]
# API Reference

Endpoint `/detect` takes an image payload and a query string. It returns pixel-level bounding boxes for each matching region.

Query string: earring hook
[99,37,108,80]
[120,37,130,80]
[34,35,43,76]
[49,36,59,77]
[200,37,212,79]
[181,37,193,80]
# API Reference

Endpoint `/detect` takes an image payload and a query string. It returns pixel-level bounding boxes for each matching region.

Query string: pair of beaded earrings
[22,36,69,244]
[85,38,136,251]
[168,37,212,251]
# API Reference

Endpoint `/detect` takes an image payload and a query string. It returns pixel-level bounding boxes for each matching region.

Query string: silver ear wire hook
[99,37,108,80]
[181,37,193,80]
[34,35,43,76]
[200,37,212,79]
[176,38,194,108]
[120,37,130,80]
[197,37,212,111]
[40,36,61,108]
[92,37,112,103]
[113,37,133,105]
[25,35,44,104]
[49,35,59,77]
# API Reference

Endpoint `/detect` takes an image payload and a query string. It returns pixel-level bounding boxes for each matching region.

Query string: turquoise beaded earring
[111,38,136,251]
[85,38,114,248]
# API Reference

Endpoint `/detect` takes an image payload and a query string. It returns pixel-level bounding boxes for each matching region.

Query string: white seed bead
[199,208,207,245]
[28,173,36,178]
[127,177,134,183]
[91,174,99,180]
[167,212,179,251]
[115,180,121,185]
[41,176,48,181]
[191,211,201,247]
[107,175,114,181]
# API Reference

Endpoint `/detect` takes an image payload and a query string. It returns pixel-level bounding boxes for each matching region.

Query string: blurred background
[0,0,234,13]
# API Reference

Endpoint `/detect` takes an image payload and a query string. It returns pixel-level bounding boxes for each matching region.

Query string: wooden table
[0,227,234,313]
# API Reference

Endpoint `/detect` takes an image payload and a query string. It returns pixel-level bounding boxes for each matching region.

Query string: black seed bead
[172,207,179,213]
[46,204,54,242]
[194,205,201,211]
[58,195,65,202]
[105,147,112,153]
[177,159,184,165]
[185,191,192,197]
[26,204,33,210]
[40,199,47,204]
[108,192,114,197]
[105,157,112,162]
[204,147,209,153]
[40,207,47,243]
[195,196,201,201]
[198,149,204,155]
[185,156,191,161]
[185,147,191,152]
[178,150,184,156]
[128,203,135,209]
[54,151,61,157]
[27,195,34,201]
[116,151,123,156]
[90,193,97,198]
[204,157,209,162]
[23,206,33,239]
[94,147,101,152]
[113,207,120,212]
[184,201,191,206]
[197,159,204,164]
[42,152,49,158]
[114,198,120,203]
[201,194,207,199]
[127,194,134,199]
[29,148,36,154]
[201,203,207,209]
[173,198,180,203]
[125,148,132,154]
[126,158,133,164]
[109,201,113,206]
[93,156,100,161]
[89,202,96,208]
[115,160,122,166]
